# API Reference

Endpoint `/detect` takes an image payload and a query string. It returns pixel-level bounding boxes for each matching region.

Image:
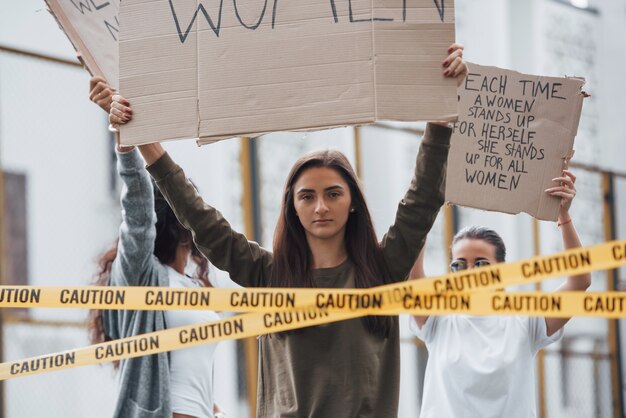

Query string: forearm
[545,218,590,336]
[558,212,580,250]
[138,143,166,165]
[409,248,429,328]
[114,147,157,284]
[117,148,155,228]
[558,219,591,291]
[146,152,271,287]
[381,123,451,281]
[545,170,588,335]
[409,247,426,280]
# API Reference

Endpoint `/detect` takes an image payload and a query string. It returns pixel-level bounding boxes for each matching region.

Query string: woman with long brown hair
[109,44,467,417]
[87,77,224,418]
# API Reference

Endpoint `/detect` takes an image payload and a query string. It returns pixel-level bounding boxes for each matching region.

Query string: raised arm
[410,247,430,329]
[544,170,591,336]
[379,44,464,281]
[89,78,158,286]
[380,123,451,282]
[111,146,159,286]
[110,96,272,287]
[147,151,272,287]
[89,76,115,113]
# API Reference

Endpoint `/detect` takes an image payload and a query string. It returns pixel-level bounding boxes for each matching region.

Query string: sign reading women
[117,0,457,145]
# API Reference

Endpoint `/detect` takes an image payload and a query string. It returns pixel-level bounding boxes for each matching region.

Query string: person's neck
[167,259,186,275]
[307,234,348,269]
[167,248,189,275]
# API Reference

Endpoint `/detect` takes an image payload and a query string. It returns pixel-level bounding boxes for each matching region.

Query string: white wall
[1,2,243,417]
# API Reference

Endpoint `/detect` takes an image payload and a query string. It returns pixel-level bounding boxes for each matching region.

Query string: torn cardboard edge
[195,113,459,146]
[123,83,459,147]
[45,1,102,80]
[45,0,119,88]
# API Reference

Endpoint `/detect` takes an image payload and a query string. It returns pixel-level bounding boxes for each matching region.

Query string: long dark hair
[270,150,393,338]
[451,226,507,262]
[87,183,210,367]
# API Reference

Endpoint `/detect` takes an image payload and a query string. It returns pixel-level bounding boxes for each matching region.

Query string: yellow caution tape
[414,238,626,293]
[2,291,626,381]
[1,307,360,380]
[388,291,626,318]
[1,239,625,311]
[1,239,625,381]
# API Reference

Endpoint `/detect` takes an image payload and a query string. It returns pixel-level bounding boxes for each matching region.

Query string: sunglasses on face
[450,259,491,272]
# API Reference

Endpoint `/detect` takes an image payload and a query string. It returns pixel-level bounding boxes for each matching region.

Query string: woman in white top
[87,77,225,418]
[410,170,591,418]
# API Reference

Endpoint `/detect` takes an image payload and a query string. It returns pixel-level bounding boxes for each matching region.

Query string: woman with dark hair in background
[410,170,591,418]
[108,44,467,417]
[86,77,225,418]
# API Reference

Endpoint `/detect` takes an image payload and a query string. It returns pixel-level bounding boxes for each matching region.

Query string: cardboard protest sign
[46,0,119,88]
[119,0,457,146]
[445,63,586,221]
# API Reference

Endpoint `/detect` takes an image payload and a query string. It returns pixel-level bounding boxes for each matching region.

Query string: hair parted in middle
[270,149,394,338]
[451,225,507,263]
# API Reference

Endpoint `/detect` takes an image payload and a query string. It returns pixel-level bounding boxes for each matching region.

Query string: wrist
[429,121,452,128]
[138,143,166,165]
[114,131,135,153]
[557,218,572,227]
[117,144,135,153]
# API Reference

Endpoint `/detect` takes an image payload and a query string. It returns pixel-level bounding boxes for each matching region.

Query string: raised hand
[89,76,115,113]
[545,169,577,223]
[109,94,133,130]
[443,43,467,81]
